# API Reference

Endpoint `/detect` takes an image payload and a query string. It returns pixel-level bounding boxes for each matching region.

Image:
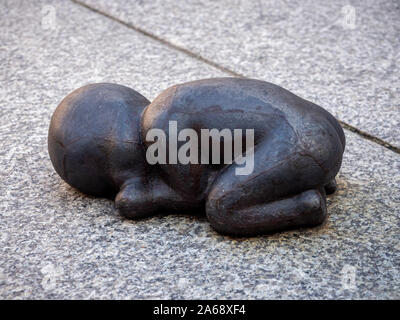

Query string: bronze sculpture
[48,78,345,235]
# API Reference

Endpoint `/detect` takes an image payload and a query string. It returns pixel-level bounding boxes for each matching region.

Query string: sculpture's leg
[324,178,337,195]
[207,188,326,235]
[206,141,329,236]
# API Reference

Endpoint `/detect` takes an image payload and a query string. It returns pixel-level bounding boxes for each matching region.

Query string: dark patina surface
[48,78,345,235]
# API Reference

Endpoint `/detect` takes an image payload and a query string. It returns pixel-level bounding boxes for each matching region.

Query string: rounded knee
[205,193,251,235]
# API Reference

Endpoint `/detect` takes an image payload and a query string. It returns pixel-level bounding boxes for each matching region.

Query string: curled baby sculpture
[48,78,345,236]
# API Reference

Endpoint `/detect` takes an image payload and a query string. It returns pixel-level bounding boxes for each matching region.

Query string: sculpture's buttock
[48,78,345,236]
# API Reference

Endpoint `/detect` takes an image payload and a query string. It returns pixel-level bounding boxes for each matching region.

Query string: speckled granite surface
[78,0,400,149]
[0,0,399,299]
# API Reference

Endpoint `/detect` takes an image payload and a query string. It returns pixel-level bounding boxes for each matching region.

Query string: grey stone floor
[0,0,398,299]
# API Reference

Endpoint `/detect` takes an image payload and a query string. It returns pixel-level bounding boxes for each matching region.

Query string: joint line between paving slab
[70,0,243,78]
[71,0,400,155]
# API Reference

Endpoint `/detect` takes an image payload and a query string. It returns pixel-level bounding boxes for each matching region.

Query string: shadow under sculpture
[48,78,345,236]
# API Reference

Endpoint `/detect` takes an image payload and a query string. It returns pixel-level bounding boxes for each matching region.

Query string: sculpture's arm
[115,175,198,218]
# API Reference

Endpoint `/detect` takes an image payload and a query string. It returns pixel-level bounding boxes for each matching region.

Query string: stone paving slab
[79,0,400,149]
[0,0,399,299]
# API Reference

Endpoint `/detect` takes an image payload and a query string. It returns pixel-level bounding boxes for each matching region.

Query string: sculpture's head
[48,83,150,197]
